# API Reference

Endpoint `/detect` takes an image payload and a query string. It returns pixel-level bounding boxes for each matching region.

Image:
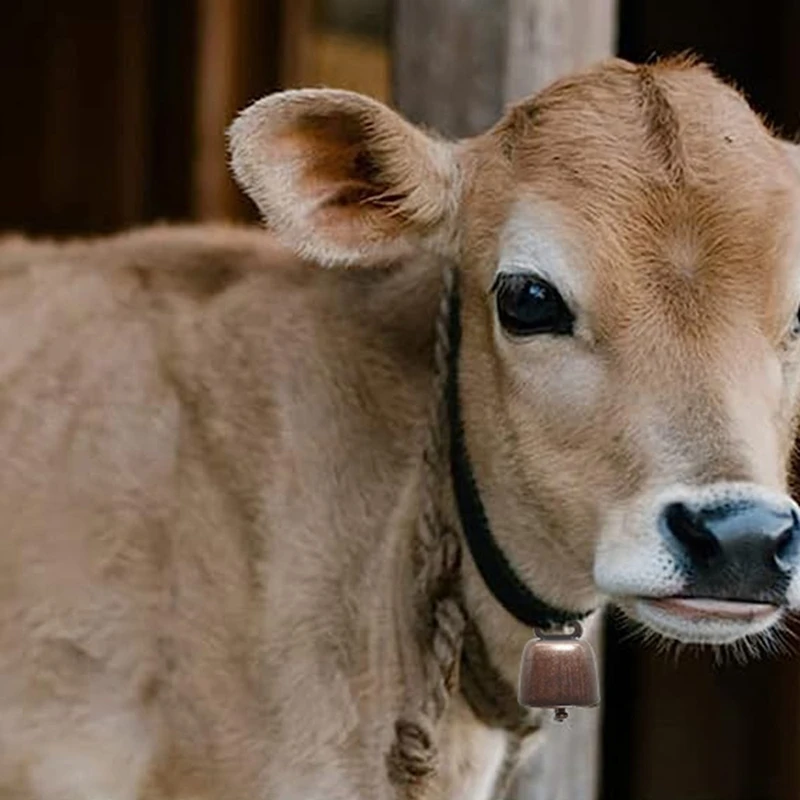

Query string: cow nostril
[663,501,721,561]
[660,496,800,596]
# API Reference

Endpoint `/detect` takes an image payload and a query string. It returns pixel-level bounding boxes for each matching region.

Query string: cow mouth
[628,595,782,644]
[641,596,778,621]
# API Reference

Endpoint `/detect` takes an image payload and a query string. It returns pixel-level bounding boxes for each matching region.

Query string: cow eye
[493,273,574,336]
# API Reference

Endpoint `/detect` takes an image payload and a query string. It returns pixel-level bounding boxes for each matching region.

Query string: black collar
[445,270,590,630]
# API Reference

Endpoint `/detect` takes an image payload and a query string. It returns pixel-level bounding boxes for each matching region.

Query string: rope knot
[386,716,439,796]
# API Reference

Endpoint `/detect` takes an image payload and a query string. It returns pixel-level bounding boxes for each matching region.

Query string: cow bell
[517,622,600,722]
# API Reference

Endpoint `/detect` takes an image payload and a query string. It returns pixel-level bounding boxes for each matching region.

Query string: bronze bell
[517,622,600,722]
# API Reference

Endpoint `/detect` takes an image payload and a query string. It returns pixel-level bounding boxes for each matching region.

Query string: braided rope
[386,264,467,800]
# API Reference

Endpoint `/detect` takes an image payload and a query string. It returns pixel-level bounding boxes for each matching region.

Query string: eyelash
[489,270,535,293]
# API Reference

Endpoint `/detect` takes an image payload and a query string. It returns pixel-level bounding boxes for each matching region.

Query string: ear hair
[228,90,463,267]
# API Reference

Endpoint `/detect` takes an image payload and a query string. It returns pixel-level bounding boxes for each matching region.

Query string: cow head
[229,58,800,648]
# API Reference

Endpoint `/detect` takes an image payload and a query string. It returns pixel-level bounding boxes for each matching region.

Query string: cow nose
[660,498,800,601]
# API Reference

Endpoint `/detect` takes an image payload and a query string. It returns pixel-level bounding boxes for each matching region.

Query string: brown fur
[2,58,800,799]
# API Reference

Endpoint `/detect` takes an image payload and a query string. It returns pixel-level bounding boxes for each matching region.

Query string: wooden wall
[0,1,281,235]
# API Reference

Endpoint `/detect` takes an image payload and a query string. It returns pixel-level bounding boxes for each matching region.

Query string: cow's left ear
[228,89,462,267]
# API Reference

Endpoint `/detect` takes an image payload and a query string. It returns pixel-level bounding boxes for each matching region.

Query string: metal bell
[517,622,600,722]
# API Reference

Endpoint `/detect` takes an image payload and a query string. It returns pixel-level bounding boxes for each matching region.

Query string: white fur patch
[495,201,587,308]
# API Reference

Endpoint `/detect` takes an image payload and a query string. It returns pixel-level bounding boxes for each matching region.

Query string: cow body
[0,227,517,799]
[3,56,800,799]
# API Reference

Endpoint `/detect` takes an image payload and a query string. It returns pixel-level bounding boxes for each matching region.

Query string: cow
[1,56,800,800]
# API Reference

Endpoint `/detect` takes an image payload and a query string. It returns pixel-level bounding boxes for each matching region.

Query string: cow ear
[228,90,462,267]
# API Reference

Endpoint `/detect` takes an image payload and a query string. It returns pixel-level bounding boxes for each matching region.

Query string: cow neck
[444,269,590,631]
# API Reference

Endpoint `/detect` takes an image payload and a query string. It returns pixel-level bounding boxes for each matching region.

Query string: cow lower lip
[640,596,778,621]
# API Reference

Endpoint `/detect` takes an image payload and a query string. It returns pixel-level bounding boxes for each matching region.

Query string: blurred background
[2,2,799,799]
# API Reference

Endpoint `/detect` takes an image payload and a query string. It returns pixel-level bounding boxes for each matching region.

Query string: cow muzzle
[594,482,800,644]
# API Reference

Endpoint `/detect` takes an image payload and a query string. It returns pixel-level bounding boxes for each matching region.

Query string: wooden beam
[504,0,617,103]
[193,0,283,221]
[393,0,616,138]
[116,0,151,226]
[279,0,314,88]
[194,0,242,220]
[392,0,507,137]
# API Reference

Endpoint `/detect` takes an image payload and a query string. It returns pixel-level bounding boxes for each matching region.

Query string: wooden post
[391,1,617,798]
[193,0,283,221]
[393,0,616,136]
[194,0,242,220]
[504,0,617,103]
[392,0,507,137]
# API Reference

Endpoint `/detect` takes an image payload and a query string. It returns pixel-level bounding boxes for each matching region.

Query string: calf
[1,57,799,799]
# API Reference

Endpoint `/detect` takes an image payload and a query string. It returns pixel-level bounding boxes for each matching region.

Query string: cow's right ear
[228,90,462,267]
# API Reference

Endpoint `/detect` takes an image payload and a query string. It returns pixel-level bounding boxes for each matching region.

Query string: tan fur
[2,58,800,798]
[228,90,461,267]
